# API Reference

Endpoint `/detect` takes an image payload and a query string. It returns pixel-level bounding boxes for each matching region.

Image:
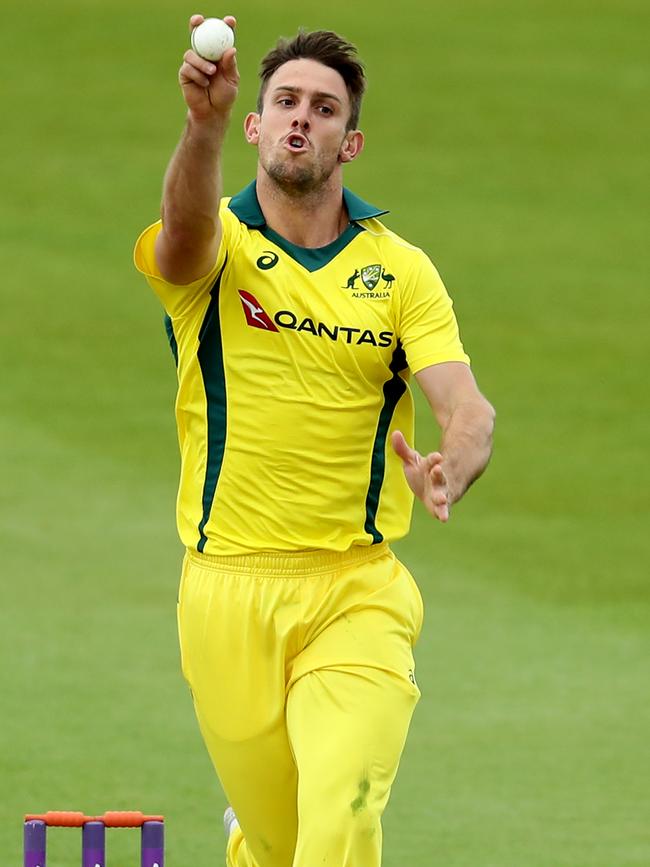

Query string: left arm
[392,361,495,522]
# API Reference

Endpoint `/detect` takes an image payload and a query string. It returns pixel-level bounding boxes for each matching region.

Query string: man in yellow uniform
[134,15,495,867]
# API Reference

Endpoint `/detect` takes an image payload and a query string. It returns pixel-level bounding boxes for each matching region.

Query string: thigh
[289,549,424,688]
[177,554,300,867]
[286,664,419,867]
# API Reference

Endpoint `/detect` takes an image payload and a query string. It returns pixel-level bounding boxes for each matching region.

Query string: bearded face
[259,128,344,195]
[247,58,356,198]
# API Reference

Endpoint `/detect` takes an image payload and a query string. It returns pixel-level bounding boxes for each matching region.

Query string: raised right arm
[155,14,239,285]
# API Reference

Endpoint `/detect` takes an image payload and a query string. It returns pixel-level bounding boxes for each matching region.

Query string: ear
[244,112,261,145]
[339,130,364,164]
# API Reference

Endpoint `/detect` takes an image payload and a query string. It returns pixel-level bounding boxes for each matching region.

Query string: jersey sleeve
[397,250,471,374]
[133,200,240,318]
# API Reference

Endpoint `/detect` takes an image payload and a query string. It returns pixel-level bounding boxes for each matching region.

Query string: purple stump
[24,820,46,867]
[82,821,105,867]
[141,820,164,867]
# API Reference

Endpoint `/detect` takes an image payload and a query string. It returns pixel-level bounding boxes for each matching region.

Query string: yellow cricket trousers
[176,542,424,867]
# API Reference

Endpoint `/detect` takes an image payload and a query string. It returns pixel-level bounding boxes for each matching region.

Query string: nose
[291,114,310,132]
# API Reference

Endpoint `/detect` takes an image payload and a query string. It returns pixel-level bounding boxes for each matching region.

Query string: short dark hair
[257,30,366,131]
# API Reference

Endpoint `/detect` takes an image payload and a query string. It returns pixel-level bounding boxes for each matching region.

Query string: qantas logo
[237,290,279,331]
[237,289,393,347]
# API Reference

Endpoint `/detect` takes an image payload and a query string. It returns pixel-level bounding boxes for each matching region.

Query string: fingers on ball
[180,62,212,87]
[184,49,216,73]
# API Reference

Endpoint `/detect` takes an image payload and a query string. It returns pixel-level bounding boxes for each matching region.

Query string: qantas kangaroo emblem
[238,290,279,331]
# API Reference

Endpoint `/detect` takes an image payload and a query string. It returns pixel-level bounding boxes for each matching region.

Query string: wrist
[186,107,232,137]
[440,455,461,505]
[447,483,461,507]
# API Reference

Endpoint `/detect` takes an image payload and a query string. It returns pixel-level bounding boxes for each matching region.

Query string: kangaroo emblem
[343,268,361,289]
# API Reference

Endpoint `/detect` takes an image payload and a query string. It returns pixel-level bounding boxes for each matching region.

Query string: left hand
[391,430,450,522]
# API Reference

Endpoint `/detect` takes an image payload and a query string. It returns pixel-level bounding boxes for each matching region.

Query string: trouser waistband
[185,542,390,577]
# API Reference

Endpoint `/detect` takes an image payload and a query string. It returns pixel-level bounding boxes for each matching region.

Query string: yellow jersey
[134,182,470,555]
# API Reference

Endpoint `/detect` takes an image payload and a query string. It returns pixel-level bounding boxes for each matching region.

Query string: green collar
[228,180,388,227]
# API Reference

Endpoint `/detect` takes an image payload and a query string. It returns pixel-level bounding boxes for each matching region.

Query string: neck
[255,168,349,248]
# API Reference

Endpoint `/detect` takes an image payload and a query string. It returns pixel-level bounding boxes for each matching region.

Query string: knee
[294,807,381,866]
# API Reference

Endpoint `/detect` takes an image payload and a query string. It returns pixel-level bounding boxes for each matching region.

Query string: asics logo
[256,251,279,270]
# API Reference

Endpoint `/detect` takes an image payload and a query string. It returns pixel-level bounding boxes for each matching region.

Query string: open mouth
[285,134,309,152]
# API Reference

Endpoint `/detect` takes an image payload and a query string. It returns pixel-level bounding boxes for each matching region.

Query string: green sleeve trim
[163,315,178,367]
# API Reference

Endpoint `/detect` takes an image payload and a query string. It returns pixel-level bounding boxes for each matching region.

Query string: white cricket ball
[191,18,235,62]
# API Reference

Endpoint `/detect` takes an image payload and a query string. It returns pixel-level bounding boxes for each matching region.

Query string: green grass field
[1,0,649,864]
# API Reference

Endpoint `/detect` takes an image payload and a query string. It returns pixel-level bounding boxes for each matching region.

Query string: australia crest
[342,264,396,299]
[360,264,382,291]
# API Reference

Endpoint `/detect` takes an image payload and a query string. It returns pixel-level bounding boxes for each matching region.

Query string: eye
[278,97,294,107]
[318,105,334,115]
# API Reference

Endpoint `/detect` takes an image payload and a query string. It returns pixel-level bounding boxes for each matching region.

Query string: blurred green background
[1,0,648,864]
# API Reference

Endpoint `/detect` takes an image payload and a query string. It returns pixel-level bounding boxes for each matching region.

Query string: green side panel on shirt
[364,342,408,543]
[196,258,228,552]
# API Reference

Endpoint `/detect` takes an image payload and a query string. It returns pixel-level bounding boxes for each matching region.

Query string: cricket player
[134,14,495,867]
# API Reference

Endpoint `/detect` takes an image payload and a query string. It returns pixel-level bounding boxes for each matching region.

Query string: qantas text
[274,310,394,347]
